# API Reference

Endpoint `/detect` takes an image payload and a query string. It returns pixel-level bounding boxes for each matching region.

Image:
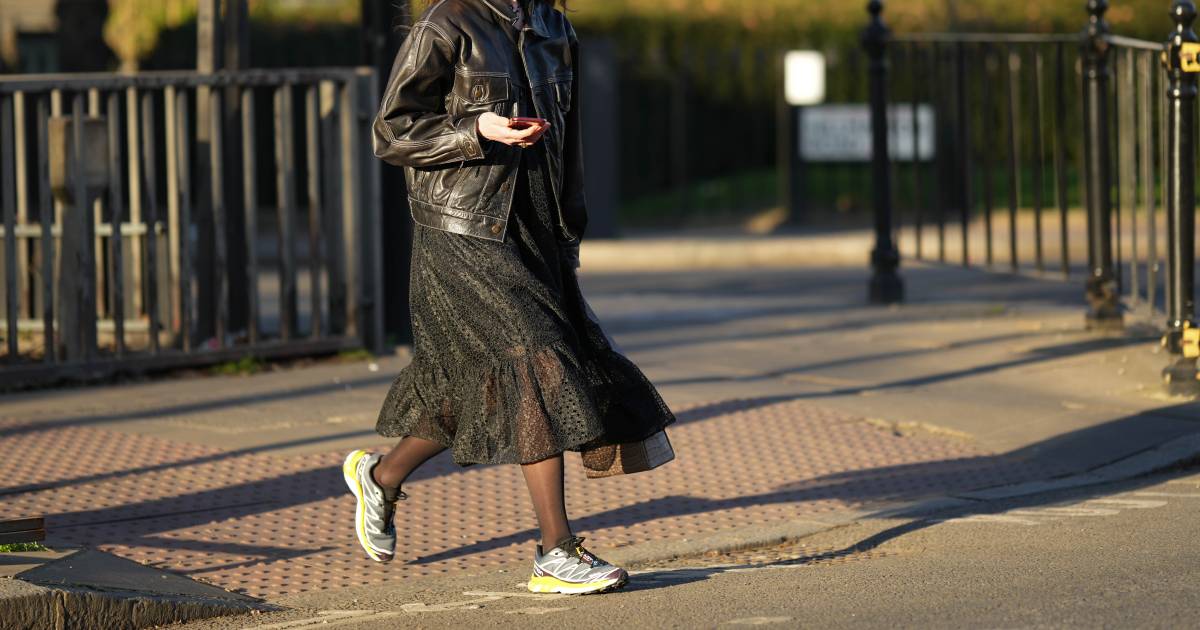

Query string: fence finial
[1166,1,1198,72]
[863,0,888,54]
[1085,1,1110,54]
[1172,0,1198,30]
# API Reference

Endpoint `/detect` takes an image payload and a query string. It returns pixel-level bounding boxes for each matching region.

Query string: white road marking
[633,568,724,580]
[463,590,568,600]
[1086,498,1167,509]
[504,606,573,615]
[248,611,396,629]
[307,613,401,628]
[724,616,796,626]
[939,488,1194,527]
[942,514,1044,525]
[1009,506,1120,517]
[401,590,573,614]
[401,596,505,613]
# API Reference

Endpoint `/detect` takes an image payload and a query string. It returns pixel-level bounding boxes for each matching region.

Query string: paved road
[181,468,1200,629]
[5,264,1200,616]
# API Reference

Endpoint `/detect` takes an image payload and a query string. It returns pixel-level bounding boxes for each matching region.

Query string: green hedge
[114,0,1184,228]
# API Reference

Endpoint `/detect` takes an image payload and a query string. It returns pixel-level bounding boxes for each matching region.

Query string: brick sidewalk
[0,396,1071,601]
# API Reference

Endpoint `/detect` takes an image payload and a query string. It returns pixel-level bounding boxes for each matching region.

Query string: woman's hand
[477,112,550,148]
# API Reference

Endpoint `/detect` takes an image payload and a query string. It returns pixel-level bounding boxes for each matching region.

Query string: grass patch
[621,168,780,228]
[337,349,374,362]
[209,356,265,377]
[0,542,49,553]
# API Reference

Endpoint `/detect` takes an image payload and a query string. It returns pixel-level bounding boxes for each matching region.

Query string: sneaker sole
[527,571,629,595]
[342,450,392,563]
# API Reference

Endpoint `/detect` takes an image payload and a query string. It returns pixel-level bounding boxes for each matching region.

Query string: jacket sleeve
[560,33,588,242]
[372,22,487,168]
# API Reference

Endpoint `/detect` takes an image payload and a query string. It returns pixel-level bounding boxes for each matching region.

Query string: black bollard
[864,0,904,305]
[1162,0,1200,396]
[1081,1,1123,330]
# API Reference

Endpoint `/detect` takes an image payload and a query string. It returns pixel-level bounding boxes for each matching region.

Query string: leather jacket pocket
[452,72,511,115]
[410,164,461,208]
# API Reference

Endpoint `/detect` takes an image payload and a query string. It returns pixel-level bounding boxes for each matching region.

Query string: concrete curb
[0,548,271,630]
[605,515,864,567]
[949,432,1200,503]
[605,431,1200,567]
[579,233,874,272]
[0,582,265,630]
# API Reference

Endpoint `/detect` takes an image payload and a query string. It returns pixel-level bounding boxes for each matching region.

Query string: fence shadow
[1,264,1195,576]
[407,401,1199,565]
[601,461,1200,595]
[1,395,1192,581]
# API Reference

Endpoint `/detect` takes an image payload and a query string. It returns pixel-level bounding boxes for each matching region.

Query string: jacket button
[490,224,502,235]
[471,85,485,100]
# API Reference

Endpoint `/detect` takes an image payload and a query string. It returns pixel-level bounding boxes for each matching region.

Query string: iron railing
[888,34,1081,277]
[0,67,384,388]
[866,0,1200,395]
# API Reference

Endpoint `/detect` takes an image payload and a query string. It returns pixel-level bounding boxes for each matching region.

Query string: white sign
[784,50,826,106]
[799,104,935,162]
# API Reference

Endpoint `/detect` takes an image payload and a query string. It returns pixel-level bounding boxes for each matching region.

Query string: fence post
[864,0,904,304]
[342,69,385,355]
[360,69,385,355]
[49,108,107,362]
[1162,0,1200,395]
[1081,1,1123,330]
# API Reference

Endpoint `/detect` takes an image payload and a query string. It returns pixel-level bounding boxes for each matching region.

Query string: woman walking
[342,0,676,595]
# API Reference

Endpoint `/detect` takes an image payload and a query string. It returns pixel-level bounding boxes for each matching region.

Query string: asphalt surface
[7,264,1200,627]
[174,467,1200,630]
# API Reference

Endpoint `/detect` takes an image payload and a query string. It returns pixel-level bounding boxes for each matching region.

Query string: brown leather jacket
[372,0,586,245]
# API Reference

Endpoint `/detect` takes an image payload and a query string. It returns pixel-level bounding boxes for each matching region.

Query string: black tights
[371,436,573,551]
[372,436,444,494]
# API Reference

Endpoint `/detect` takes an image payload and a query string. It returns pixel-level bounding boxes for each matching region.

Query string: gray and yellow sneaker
[527,536,628,595]
[342,449,402,562]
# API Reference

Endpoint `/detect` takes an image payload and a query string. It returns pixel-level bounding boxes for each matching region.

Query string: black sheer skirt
[376,146,675,465]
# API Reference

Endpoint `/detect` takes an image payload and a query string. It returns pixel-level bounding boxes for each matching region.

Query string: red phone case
[510,116,547,128]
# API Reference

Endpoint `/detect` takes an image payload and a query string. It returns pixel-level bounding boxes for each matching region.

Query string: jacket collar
[478,0,553,38]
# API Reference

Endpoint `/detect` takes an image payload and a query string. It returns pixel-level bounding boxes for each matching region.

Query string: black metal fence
[615,45,778,227]
[889,35,1083,274]
[0,68,384,388]
[614,39,876,229]
[867,0,1200,395]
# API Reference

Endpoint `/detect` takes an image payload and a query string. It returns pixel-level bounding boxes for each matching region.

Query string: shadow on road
[573,460,1200,595]
[4,351,1197,574]
[408,400,1200,565]
[763,460,1200,572]
[0,373,398,439]
[655,332,1148,389]
[1,265,1198,582]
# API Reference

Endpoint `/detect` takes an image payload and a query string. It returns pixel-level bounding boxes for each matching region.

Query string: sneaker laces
[382,490,407,536]
[559,536,606,568]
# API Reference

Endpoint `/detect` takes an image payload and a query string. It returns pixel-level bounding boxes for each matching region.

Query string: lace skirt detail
[376,150,675,465]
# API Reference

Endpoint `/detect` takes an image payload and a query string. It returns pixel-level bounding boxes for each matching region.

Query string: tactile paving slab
[0,398,1071,599]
